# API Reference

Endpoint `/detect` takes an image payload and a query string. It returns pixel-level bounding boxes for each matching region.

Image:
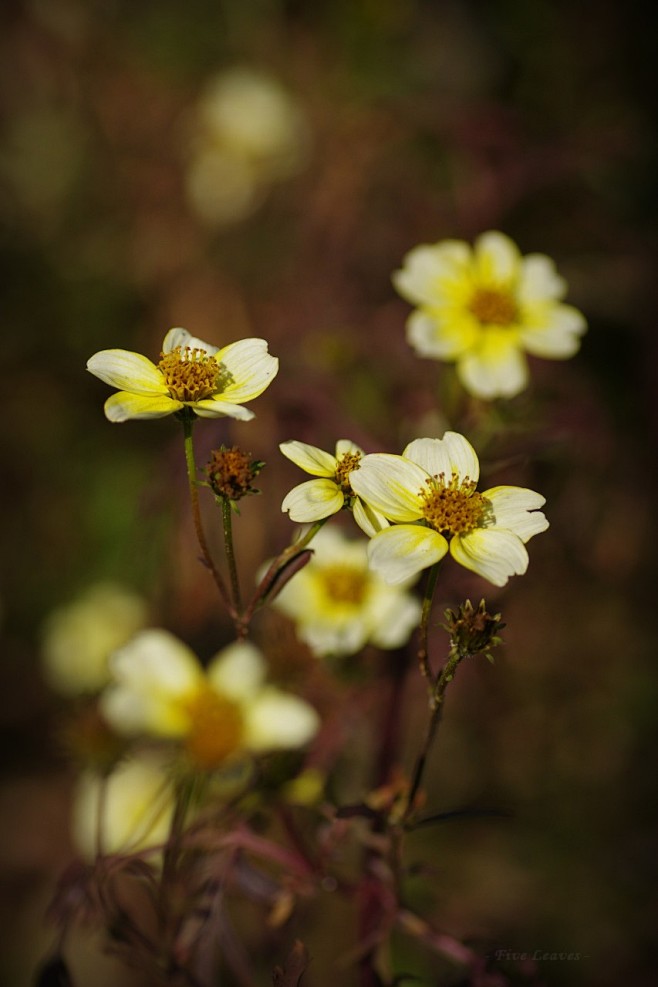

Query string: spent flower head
[393,230,587,399]
[270,526,421,658]
[87,327,278,423]
[443,599,505,662]
[206,445,264,504]
[279,439,388,537]
[349,431,548,587]
[101,630,319,772]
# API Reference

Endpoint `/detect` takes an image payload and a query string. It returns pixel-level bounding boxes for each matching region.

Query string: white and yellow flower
[87,327,278,423]
[393,231,587,399]
[349,431,548,587]
[72,751,175,859]
[271,527,421,658]
[279,439,387,537]
[101,631,319,771]
[185,67,310,227]
[41,582,148,696]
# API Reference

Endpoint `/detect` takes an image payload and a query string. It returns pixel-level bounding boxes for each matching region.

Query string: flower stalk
[181,415,236,620]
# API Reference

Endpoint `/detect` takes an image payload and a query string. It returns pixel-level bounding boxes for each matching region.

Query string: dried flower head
[443,599,505,662]
[206,446,264,502]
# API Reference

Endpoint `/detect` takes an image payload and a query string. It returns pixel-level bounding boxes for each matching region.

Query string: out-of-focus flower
[87,327,278,423]
[41,582,148,696]
[184,67,310,227]
[72,752,174,859]
[101,631,319,771]
[279,439,388,537]
[393,231,587,399]
[350,431,548,586]
[271,527,420,658]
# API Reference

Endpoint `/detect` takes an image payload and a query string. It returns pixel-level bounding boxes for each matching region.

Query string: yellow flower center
[468,287,517,326]
[335,452,362,496]
[322,565,368,605]
[420,473,490,536]
[158,346,231,403]
[183,686,244,769]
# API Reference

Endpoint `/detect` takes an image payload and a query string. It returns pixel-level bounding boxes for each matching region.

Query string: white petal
[281,479,344,521]
[217,338,279,402]
[193,398,255,420]
[207,641,266,700]
[352,496,389,537]
[72,753,174,859]
[162,327,219,356]
[110,630,201,693]
[368,590,421,649]
[367,525,448,584]
[403,433,479,485]
[87,350,168,395]
[520,303,587,358]
[485,486,549,542]
[335,438,365,458]
[104,391,181,421]
[350,455,427,522]
[517,254,567,302]
[473,231,521,284]
[450,528,529,586]
[457,334,529,399]
[392,240,471,306]
[101,630,201,736]
[406,309,477,359]
[243,688,319,751]
[279,440,337,477]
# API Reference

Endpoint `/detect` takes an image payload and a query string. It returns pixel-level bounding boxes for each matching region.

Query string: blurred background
[1,0,657,985]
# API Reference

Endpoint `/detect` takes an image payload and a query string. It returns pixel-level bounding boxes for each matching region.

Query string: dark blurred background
[1,1,657,985]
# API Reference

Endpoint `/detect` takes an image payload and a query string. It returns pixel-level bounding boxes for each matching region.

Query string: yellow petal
[87,349,167,395]
[450,528,528,586]
[279,440,337,477]
[216,338,279,402]
[281,479,344,522]
[367,525,448,584]
[104,391,181,422]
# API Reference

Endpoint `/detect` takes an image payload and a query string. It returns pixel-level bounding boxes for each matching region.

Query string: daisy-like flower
[279,439,387,537]
[271,527,421,658]
[87,327,278,423]
[349,431,548,587]
[101,630,319,771]
[393,230,587,399]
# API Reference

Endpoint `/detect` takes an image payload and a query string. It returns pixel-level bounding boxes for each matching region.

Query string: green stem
[417,561,442,681]
[181,416,235,619]
[221,496,242,617]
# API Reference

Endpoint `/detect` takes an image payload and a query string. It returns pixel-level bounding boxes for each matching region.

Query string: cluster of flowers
[42,231,584,978]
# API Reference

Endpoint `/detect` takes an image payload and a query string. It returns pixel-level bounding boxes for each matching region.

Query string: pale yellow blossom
[101,631,319,771]
[280,439,387,537]
[271,527,420,658]
[393,231,587,399]
[350,432,548,586]
[87,327,278,423]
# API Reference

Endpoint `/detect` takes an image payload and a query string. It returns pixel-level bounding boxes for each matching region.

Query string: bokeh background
[1,1,657,985]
